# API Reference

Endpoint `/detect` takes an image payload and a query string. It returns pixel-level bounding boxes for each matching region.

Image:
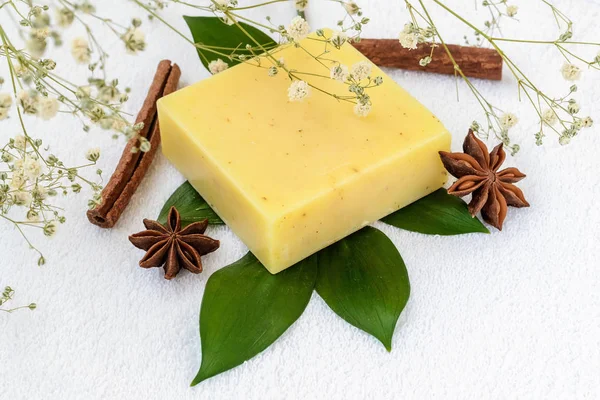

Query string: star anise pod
[128,206,220,280]
[439,130,530,230]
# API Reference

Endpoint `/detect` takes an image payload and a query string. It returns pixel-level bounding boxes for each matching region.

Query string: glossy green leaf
[158,181,223,227]
[183,16,278,71]
[316,226,410,351]
[191,253,317,385]
[381,189,489,235]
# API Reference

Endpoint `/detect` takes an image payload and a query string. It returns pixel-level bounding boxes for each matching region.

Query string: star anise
[439,130,530,230]
[128,206,220,280]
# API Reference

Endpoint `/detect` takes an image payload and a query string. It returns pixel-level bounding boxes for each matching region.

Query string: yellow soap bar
[158,33,451,274]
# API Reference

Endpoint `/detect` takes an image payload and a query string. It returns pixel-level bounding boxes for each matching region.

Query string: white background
[1,1,599,399]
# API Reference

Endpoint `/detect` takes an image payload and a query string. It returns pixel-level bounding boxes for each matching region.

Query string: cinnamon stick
[352,40,503,81]
[87,60,181,228]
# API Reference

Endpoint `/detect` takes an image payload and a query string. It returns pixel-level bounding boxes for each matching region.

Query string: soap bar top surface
[159,35,447,218]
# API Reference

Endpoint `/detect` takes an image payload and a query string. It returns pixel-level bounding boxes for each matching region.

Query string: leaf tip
[190,370,206,387]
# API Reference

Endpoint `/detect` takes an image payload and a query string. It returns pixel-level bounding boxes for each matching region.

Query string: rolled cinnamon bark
[352,39,503,81]
[87,60,181,228]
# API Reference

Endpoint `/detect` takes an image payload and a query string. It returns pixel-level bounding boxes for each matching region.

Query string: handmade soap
[158,33,451,274]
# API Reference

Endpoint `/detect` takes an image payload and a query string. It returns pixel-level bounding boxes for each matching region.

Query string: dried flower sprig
[133,0,381,117]
[1,0,148,263]
[399,0,597,152]
[0,286,36,313]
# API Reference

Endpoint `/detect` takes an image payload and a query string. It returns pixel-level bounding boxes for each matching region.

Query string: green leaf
[381,189,489,235]
[316,226,410,351]
[191,253,317,385]
[158,181,223,227]
[183,16,278,71]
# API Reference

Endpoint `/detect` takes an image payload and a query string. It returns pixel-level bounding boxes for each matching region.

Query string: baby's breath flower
[13,191,32,206]
[295,0,308,11]
[25,37,47,59]
[559,135,571,146]
[32,185,48,201]
[37,96,59,120]
[330,64,349,82]
[43,221,57,237]
[350,61,372,81]
[24,158,42,180]
[13,135,27,151]
[10,173,25,189]
[208,59,229,75]
[268,66,278,77]
[542,109,558,126]
[582,116,594,128]
[500,112,518,129]
[561,63,581,81]
[567,99,580,115]
[122,27,146,54]
[330,31,348,48]
[17,91,38,114]
[287,16,310,42]
[344,1,360,15]
[56,8,75,27]
[27,209,40,222]
[214,0,230,7]
[0,92,13,109]
[399,24,419,50]
[0,107,8,121]
[354,100,371,117]
[86,148,101,162]
[288,80,310,102]
[71,37,91,64]
[506,5,518,17]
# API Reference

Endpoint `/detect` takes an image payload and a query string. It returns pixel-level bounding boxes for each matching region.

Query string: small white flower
[542,109,558,126]
[506,5,518,17]
[559,135,570,146]
[33,28,49,40]
[500,113,518,129]
[122,28,146,54]
[399,31,419,50]
[354,101,371,117]
[287,80,310,102]
[344,1,360,15]
[27,209,40,222]
[86,148,101,162]
[0,92,13,109]
[17,91,38,114]
[330,64,349,82]
[561,63,581,81]
[24,158,42,180]
[208,59,229,75]
[25,38,47,59]
[32,185,48,201]
[43,221,58,237]
[278,57,286,67]
[214,0,230,7]
[13,191,32,206]
[567,100,580,115]
[37,97,59,120]
[399,24,419,50]
[351,61,372,81]
[0,107,8,121]
[330,31,348,48]
[287,16,310,42]
[13,135,27,151]
[71,37,91,64]
[295,0,308,11]
[56,8,74,27]
[10,173,25,189]
[582,116,594,128]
